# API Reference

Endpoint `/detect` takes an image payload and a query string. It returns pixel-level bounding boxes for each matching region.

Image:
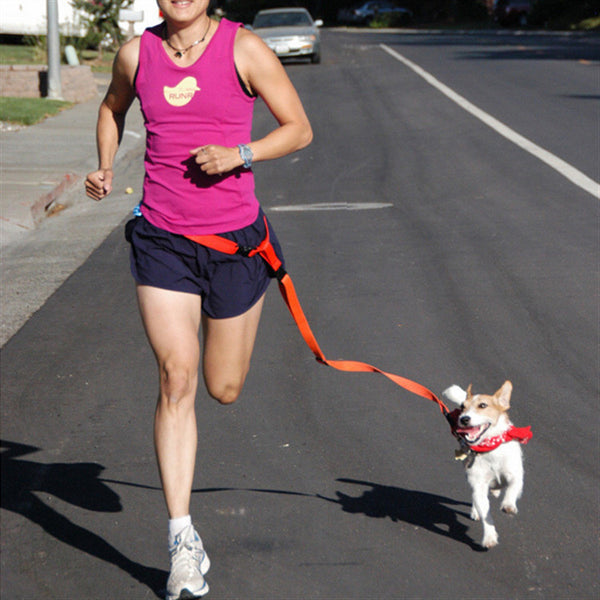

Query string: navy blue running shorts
[125,208,284,319]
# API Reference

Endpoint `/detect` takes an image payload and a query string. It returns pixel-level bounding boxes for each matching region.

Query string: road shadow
[318,477,480,550]
[189,477,479,550]
[0,439,166,597]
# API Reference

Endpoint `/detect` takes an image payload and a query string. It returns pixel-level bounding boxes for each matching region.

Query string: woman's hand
[85,168,114,201]
[190,144,244,176]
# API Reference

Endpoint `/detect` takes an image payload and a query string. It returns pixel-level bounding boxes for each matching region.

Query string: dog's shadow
[0,439,166,597]
[319,478,480,550]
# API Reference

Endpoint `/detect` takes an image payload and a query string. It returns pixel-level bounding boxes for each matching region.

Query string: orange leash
[186,218,450,417]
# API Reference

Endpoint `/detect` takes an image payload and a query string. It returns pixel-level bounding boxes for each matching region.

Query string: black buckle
[236,245,254,257]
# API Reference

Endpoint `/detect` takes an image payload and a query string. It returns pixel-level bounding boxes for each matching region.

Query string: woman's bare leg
[202,294,265,405]
[137,285,202,518]
[137,286,266,517]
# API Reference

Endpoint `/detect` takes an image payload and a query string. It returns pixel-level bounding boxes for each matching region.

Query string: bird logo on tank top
[163,76,200,107]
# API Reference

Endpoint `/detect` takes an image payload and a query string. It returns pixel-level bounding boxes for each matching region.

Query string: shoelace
[171,540,204,576]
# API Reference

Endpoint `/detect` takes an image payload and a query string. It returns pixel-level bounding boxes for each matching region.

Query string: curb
[31,172,82,225]
[0,96,144,235]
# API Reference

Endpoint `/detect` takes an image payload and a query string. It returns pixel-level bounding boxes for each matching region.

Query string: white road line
[270,202,393,212]
[380,43,600,200]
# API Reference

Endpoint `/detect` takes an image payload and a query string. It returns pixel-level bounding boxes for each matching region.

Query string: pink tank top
[136,19,258,235]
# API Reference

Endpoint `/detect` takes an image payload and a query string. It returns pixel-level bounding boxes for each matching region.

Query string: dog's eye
[478,402,488,409]
[460,403,465,410]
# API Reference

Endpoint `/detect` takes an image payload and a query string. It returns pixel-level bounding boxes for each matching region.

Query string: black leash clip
[236,245,255,257]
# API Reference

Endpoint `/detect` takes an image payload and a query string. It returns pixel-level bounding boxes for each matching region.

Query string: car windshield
[253,12,312,28]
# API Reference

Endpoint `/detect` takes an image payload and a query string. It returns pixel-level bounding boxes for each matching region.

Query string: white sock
[168,515,192,547]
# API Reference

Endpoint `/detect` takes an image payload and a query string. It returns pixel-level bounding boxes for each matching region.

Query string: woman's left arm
[192,27,313,175]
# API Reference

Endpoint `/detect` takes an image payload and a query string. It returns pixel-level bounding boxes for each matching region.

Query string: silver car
[252,8,323,64]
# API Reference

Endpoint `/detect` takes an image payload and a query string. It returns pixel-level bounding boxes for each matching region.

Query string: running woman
[85,1,312,597]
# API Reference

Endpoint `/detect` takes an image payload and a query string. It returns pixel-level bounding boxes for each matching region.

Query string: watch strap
[237,144,253,169]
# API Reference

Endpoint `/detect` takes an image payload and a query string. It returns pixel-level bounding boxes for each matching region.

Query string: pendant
[175,51,183,58]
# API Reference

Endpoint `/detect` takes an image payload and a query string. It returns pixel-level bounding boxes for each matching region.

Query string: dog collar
[447,408,532,456]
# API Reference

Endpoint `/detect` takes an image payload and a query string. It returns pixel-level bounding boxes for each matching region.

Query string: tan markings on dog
[456,381,512,442]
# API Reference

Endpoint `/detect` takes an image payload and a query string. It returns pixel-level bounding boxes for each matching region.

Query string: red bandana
[467,425,533,453]
[447,408,533,453]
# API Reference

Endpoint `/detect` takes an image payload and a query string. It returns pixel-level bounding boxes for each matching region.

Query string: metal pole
[47,0,63,99]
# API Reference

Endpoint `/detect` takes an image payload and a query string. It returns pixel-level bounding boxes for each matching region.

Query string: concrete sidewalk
[0,73,144,246]
[0,73,147,347]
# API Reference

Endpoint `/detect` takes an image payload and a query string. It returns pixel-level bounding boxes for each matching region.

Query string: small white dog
[443,381,532,549]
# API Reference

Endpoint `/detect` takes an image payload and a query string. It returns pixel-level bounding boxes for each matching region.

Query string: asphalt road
[1,30,598,599]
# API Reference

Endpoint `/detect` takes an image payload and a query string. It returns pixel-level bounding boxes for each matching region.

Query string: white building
[0,0,163,37]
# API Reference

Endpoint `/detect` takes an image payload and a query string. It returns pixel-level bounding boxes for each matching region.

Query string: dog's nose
[460,415,471,426]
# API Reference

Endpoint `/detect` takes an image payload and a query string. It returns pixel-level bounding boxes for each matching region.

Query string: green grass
[0,43,116,71]
[80,48,116,72]
[0,97,72,125]
[0,43,45,65]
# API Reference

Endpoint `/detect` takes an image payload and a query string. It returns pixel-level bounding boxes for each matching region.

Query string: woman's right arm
[85,38,139,201]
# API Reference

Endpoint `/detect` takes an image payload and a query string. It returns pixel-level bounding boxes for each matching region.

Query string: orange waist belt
[185,217,450,418]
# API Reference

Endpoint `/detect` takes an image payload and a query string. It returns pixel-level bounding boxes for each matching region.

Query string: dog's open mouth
[455,423,491,444]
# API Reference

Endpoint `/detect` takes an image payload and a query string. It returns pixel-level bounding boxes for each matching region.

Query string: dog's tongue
[456,425,481,440]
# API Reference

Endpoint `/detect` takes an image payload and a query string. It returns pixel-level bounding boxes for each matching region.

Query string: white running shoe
[165,525,210,600]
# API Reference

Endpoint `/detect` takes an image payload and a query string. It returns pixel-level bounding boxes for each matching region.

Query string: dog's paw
[470,507,480,521]
[501,504,518,515]
[491,489,501,498]
[482,530,499,549]
[442,384,467,405]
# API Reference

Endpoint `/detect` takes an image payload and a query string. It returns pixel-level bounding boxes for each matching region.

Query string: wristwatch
[237,144,253,169]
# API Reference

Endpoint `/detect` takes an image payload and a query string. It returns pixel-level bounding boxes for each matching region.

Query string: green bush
[454,0,488,21]
[529,0,600,29]
[71,0,133,50]
[369,12,413,28]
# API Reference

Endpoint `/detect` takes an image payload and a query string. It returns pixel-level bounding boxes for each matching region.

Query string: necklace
[164,19,212,58]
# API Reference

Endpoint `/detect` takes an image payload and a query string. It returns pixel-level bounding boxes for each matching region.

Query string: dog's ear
[466,384,473,399]
[494,380,513,410]
[442,385,467,405]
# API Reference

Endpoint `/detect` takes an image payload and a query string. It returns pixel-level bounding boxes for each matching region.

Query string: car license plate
[275,43,289,54]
